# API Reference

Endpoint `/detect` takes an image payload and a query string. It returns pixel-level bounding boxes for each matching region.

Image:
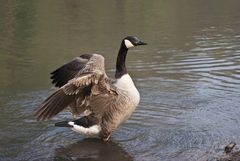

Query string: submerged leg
[103,135,111,142]
[68,101,79,118]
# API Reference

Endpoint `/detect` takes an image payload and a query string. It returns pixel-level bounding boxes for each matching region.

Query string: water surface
[0,0,240,160]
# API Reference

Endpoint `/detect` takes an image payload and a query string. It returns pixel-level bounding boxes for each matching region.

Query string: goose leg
[69,106,79,119]
[103,135,111,142]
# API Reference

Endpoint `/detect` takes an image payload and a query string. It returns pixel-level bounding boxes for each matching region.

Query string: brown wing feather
[36,54,107,121]
[35,72,105,121]
[35,89,76,121]
[50,54,105,87]
[51,55,90,87]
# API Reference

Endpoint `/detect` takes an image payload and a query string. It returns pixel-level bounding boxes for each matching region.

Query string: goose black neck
[115,42,128,79]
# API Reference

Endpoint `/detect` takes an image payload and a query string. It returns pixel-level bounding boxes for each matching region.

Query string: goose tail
[55,121,73,127]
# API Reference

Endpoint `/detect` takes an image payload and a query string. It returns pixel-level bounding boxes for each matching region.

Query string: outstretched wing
[35,71,106,121]
[50,54,105,87]
[35,54,108,121]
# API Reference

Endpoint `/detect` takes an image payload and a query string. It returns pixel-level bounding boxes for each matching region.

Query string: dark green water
[0,1,240,160]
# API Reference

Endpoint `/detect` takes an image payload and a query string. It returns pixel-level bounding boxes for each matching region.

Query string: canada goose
[35,36,147,141]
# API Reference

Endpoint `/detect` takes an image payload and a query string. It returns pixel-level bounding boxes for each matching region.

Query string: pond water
[0,0,240,160]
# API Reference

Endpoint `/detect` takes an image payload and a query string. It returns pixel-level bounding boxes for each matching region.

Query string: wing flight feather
[35,54,107,120]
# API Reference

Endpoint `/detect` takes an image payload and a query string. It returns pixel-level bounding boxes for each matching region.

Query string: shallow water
[0,0,240,160]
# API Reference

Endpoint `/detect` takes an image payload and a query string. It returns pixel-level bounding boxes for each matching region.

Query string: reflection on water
[54,139,133,161]
[0,0,240,160]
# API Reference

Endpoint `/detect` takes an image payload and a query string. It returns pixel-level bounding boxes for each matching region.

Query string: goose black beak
[136,41,147,46]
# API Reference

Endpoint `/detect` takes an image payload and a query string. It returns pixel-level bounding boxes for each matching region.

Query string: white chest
[114,74,140,106]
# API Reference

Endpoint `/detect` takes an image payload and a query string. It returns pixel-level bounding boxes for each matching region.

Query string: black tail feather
[55,121,73,127]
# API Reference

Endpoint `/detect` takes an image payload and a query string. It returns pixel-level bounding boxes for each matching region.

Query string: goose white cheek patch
[124,40,134,48]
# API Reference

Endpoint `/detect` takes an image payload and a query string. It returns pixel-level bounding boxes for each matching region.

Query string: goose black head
[123,36,147,49]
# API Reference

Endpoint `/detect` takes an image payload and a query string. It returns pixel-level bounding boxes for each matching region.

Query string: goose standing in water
[35,36,147,141]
